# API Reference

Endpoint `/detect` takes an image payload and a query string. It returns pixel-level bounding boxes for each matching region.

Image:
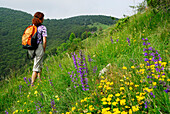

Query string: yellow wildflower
[107,87,112,90]
[129,109,132,114]
[89,105,94,111]
[81,100,84,103]
[106,82,110,85]
[129,87,133,90]
[115,93,120,97]
[112,102,118,106]
[130,82,134,85]
[132,106,139,112]
[100,80,105,83]
[98,85,102,88]
[162,75,166,78]
[125,82,129,85]
[49,111,52,114]
[152,82,156,86]
[120,99,126,105]
[161,62,167,67]
[122,66,127,70]
[120,79,124,82]
[108,94,113,98]
[101,97,107,101]
[108,102,111,105]
[167,79,170,81]
[101,76,105,79]
[131,66,135,69]
[139,69,145,74]
[55,95,59,98]
[125,106,130,108]
[107,97,112,102]
[72,107,76,111]
[140,64,144,68]
[113,108,120,113]
[120,87,125,91]
[24,102,26,104]
[34,90,38,95]
[121,111,128,114]
[135,85,139,87]
[103,102,107,105]
[110,82,114,85]
[116,98,120,102]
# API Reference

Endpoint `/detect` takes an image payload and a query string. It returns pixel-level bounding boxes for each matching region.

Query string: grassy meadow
[0,8,170,114]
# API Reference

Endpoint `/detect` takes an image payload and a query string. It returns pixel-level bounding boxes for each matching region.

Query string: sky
[0,0,144,19]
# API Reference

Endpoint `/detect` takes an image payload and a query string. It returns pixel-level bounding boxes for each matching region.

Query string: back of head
[32,12,44,26]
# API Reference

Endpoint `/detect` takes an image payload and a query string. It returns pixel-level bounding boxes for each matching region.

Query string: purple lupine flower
[148,47,152,50]
[79,50,89,91]
[127,38,130,45]
[144,53,148,56]
[143,48,147,51]
[144,58,149,61]
[143,42,146,45]
[146,62,151,66]
[59,63,63,70]
[150,92,153,96]
[71,52,78,70]
[164,89,169,93]
[40,93,44,98]
[28,78,31,83]
[51,99,57,113]
[144,101,148,108]
[23,77,28,84]
[5,111,8,114]
[142,38,148,41]
[110,36,113,44]
[49,79,54,86]
[143,42,151,46]
[116,39,119,42]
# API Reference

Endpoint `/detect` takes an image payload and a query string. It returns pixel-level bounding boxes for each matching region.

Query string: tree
[69,32,76,42]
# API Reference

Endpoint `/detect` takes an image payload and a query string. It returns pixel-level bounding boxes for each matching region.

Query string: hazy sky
[0,0,144,19]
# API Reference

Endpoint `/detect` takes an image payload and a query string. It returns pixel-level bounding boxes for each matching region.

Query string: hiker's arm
[43,36,47,52]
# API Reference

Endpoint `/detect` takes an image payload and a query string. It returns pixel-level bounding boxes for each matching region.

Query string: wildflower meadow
[0,8,169,114]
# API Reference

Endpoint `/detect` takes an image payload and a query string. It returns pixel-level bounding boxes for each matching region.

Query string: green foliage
[146,0,170,10]
[69,32,76,42]
[81,31,92,40]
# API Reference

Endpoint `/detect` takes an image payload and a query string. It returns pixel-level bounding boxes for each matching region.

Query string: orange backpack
[22,25,38,50]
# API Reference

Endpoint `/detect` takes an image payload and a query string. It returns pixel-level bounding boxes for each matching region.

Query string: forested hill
[0,7,118,80]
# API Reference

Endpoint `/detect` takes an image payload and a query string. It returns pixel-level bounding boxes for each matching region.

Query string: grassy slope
[0,9,169,113]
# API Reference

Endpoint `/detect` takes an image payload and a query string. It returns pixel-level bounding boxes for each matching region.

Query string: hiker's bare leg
[31,71,37,85]
[38,72,42,81]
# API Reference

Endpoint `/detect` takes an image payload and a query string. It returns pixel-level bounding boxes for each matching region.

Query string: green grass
[0,8,169,114]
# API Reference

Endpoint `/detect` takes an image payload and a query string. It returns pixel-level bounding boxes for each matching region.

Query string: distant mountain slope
[0,7,118,79]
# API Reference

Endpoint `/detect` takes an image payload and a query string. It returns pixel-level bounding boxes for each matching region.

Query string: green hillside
[0,1,170,113]
[0,7,118,79]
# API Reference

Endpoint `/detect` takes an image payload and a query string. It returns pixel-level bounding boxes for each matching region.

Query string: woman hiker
[28,12,47,86]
